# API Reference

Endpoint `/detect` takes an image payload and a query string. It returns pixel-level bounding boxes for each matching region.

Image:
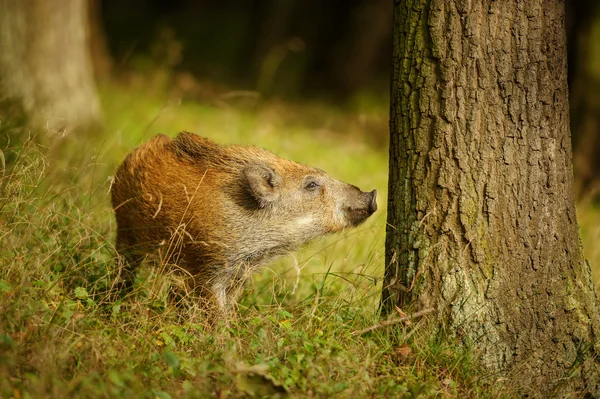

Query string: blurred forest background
[98,0,391,100]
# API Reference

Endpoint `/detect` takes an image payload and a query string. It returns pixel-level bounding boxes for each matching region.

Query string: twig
[351,308,434,336]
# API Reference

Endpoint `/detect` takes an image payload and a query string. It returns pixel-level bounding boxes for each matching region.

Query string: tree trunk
[382,0,600,396]
[88,0,113,80]
[0,0,102,131]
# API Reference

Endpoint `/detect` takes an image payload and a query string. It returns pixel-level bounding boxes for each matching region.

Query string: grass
[3,78,598,398]
[578,199,600,283]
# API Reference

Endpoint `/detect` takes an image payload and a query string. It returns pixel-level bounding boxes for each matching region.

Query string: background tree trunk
[0,0,102,131]
[382,0,600,396]
[88,0,113,81]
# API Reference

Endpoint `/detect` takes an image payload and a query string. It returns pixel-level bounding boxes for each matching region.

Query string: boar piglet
[111,132,377,312]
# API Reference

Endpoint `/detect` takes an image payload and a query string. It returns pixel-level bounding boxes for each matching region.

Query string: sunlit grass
[577,200,600,283]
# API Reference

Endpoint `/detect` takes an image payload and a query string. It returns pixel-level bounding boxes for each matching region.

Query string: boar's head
[239,159,377,241]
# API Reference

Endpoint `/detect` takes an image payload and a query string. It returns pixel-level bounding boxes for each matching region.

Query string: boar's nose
[368,189,377,214]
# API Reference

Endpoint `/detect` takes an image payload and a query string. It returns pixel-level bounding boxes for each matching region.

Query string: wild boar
[111,132,377,312]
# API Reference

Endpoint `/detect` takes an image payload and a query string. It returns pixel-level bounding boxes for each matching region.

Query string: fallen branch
[351,308,434,336]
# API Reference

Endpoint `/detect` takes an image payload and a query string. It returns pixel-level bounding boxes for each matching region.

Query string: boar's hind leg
[115,251,143,292]
[114,231,144,292]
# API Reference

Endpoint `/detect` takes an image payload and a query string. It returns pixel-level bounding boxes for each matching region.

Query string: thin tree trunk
[88,0,113,80]
[382,0,600,396]
[0,0,102,131]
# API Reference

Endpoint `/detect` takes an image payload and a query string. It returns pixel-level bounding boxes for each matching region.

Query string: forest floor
[1,79,598,398]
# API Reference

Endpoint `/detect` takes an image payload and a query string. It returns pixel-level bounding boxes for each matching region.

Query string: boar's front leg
[208,265,250,315]
[210,280,231,313]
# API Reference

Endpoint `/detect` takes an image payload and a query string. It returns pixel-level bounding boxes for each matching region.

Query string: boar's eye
[304,181,320,191]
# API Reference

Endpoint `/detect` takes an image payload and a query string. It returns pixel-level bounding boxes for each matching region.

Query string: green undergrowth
[578,200,600,283]
[0,83,517,398]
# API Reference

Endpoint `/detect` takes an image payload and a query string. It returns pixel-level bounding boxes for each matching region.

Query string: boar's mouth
[345,189,377,226]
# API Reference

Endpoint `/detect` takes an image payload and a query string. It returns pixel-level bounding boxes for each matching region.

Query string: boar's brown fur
[111,132,377,312]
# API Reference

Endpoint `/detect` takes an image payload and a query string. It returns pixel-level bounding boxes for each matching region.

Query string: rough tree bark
[0,0,102,131]
[382,0,600,396]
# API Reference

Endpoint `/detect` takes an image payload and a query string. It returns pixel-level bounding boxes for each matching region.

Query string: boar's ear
[243,164,281,206]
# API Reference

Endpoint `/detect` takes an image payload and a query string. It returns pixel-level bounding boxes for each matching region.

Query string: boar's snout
[342,187,377,227]
[368,189,377,214]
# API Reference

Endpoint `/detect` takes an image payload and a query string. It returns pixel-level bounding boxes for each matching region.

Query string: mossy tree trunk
[0,0,102,131]
[382,0,600,396]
